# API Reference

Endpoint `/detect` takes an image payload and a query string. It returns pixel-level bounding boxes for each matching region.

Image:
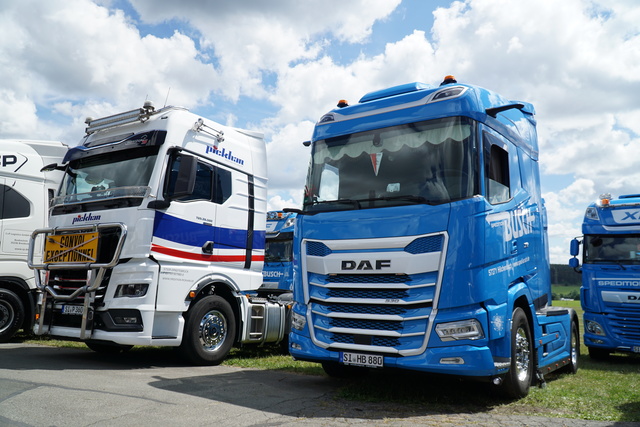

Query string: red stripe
[151,244,264,262]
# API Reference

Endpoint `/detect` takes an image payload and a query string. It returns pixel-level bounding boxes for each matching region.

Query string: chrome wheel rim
[514,326,530,382]
[199,310,227,352]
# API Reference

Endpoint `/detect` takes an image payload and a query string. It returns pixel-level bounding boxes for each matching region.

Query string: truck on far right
[569,193,640,359]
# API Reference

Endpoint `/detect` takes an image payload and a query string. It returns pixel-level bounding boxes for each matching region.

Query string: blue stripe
[153,211,265,250]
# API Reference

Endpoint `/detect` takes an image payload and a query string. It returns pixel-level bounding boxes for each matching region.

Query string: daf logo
[629,295,639,301]
[341,260,391,271]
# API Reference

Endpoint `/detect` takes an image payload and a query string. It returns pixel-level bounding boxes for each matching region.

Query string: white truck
[0,139,66,342]
[27,102,289,364]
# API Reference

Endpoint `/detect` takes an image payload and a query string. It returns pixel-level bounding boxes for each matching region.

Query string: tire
[561,318,579,374]
[179,295,236,366]
[0,288,24,343]
[86,341,133,353]
[588,347,611,360]
[503,307,533,399]
[321,361,368,378]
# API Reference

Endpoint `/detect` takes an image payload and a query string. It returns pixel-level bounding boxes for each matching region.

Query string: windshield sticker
[370,152,383,176]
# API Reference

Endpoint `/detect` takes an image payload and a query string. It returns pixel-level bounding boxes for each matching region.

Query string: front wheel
[503,307,533,399]
[179,295,236,366]
[0,288,24,343]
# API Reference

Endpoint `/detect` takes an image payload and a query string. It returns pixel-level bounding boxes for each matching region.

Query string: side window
[165,153,232,205]
[484,132,510,204]
[0,184,30,219]
[187,162,213,201]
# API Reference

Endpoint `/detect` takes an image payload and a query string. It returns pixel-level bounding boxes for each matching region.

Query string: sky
[1,0,639,264]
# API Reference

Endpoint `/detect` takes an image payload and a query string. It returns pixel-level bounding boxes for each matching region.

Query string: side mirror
[148,154,197,210]
[172,155,197,198]
[569,257,580,269]
[569,238,580,257]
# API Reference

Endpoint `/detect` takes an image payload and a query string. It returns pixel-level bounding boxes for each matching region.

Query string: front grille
[605,305,640,342]
[327,274,409,284]
[306,234,444,355]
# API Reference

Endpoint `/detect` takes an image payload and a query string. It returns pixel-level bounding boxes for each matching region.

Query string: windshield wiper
[304,199,361,209]
[358,195,435,205]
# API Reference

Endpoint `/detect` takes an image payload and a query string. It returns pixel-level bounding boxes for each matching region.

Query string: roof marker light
[599,193,612,207]
[337,100,349,108]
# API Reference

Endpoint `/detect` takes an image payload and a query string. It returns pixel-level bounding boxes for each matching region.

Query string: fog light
[114,316,139,324]
[291,311,306,331]
[291,342,302,350]
[115,283,149,298]
[436,319,484,341]
[585,320,605,336]
[440,357,464,365]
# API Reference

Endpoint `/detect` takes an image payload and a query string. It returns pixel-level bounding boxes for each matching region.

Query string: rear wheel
[179,295,236,366]
[0,288,24,343]
[503,307,533,399]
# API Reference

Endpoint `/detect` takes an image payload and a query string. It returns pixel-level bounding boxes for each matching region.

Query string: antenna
[164,87,171,108]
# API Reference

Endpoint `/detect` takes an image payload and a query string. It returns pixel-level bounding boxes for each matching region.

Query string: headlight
[115,283,149,298]
[585,320,605,336]
[435,319,484,341]
[291,311,306,331]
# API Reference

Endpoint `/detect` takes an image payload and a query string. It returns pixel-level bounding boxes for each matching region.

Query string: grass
[16,300,640,422]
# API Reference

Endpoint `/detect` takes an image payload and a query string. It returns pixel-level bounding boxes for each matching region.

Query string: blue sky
[1,0,639,263]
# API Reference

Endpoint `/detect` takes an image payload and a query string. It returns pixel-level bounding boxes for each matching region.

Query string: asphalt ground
[0,343,635,427]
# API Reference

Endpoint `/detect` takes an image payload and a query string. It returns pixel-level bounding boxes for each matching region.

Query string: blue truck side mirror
[569,238,580,257]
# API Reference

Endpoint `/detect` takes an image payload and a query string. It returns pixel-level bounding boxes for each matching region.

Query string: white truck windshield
[56,147,158,205]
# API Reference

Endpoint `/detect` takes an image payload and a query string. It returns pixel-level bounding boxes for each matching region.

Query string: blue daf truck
[262,211,296,292]
[287,77,579,398]
[569,193,640,360]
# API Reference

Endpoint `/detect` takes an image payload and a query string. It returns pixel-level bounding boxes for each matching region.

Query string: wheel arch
[186,278,242,344]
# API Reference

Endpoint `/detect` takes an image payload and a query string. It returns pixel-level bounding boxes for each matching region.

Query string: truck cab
[289,78,579,398]
[262,211,296,292]
[0,140,66,342]
[570,193,640,359]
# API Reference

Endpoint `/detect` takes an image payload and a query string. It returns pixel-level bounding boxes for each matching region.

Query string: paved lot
[0,343,634,426]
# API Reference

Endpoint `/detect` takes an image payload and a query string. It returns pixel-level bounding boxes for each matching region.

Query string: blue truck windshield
[584,234,640,264]
[56,146,159,206]
[304,116,477,212]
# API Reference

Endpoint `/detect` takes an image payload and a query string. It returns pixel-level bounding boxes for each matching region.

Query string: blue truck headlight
[291,311,306,331]
[585,319,605,336]
[435,319,484,341]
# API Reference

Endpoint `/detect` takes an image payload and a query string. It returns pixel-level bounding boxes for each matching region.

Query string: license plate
[340,352,383,368]
[633,346,640,353]
[62,305,84,315]
[44,232,99,263]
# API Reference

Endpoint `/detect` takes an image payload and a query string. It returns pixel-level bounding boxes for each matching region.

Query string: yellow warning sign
[44,232,99,263]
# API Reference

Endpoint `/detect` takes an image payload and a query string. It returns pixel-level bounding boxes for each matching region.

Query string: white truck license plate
[340,352,383,368]
[62,305,84,315]
[633,346,640,353]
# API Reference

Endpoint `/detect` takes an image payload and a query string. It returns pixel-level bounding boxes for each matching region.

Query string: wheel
[321,361,368,378]
[0,288,24,343]
[503,307,533,398]
[179,295,236,366]
[561,318,579,374]
[86,341,133,353]
[588,347,611,360]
